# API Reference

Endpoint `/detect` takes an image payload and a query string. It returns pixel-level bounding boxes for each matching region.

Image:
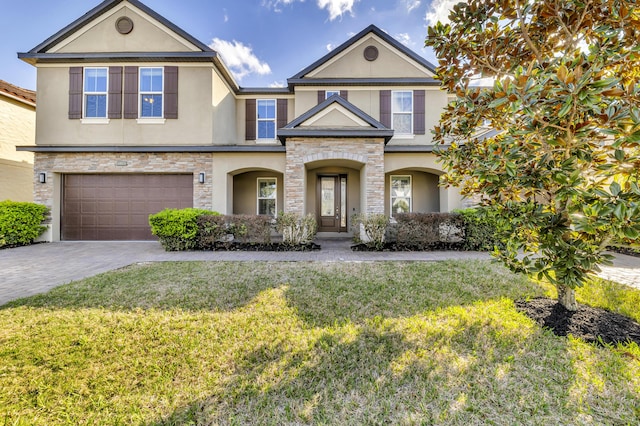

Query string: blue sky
[0,0,457,91]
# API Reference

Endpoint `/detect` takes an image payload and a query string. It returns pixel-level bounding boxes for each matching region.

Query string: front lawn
[0,261,638,425]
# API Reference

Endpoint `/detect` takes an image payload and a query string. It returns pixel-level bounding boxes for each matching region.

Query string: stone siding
[285,138,385,215]
[33,152,213,210]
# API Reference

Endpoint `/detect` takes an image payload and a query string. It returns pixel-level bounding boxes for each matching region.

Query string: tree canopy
[426,0,640,309]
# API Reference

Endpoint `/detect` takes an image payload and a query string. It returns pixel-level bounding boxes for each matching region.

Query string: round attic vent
[115,17,134,35]
[363,45,379,61]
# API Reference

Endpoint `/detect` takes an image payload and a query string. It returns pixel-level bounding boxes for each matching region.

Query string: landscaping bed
[205,242,321,251]
[516,297,640,346]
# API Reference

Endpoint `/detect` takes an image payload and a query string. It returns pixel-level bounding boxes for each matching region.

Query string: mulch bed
[515,297,640,346]
[351,242,465,251]
[203,242,321,252]
[608,246,640,258]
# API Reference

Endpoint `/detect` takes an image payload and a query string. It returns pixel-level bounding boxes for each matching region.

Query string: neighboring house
[0,80,35,202]
[17,0,463,241]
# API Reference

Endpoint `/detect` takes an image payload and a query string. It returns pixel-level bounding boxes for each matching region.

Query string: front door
[317,175,347,232]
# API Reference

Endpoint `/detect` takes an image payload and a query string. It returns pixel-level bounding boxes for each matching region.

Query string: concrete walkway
[1,240,638,306]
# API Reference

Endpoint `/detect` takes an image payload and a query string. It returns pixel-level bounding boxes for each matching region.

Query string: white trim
[136,118,166,124]
[390,174,412,215]
[81,118,110,124]
[256,99,277,141]
[139,67,164,119]
[83,66,108,119]
[325,90,340,99]
[257,177,277,216]
[391,90,413,135]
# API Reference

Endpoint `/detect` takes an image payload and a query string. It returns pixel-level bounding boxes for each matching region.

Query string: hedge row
[0,201,49,248]
[149,209,318,251]
[353,208,503,251]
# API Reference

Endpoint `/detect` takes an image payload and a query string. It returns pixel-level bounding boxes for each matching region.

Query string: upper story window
[257,99,276,140]
[325,90,340,99]
[392,91,413,135]
[139,67,163,118]
[83,68,108,118]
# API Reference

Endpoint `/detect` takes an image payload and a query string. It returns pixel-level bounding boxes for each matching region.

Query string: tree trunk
[557,284,578,311]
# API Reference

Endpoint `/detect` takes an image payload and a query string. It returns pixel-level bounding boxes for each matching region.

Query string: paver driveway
[1,240,638,306]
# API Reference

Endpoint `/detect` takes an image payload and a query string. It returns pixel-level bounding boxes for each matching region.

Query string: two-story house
[0,80,35,202]
[17,0,463,241]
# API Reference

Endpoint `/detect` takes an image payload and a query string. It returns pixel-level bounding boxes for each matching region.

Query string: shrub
[0,201,49,248]
[394,212,465,250]
[352,213,389,250]
[197,214,273,249]
[456,207,504,251]
[196,214,228,249]
[227,215,272,244]
[149,208,219,251]
[276,212,317,246]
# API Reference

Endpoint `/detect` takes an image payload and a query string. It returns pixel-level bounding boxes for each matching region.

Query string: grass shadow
[1,260,544,326]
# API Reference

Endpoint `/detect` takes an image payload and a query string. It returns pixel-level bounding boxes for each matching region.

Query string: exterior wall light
[39,172,47,184]
[198,172,205,184]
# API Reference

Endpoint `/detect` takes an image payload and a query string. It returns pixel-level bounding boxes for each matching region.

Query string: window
[257,99,276,139]
[392,91,413,135]
[325,90,340,99]
[84,68,108,118]
[139,67,163,118]
[257,178,277,216]
[391,175,412,215]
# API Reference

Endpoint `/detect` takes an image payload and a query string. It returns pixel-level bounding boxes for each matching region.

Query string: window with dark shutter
[277,99,288,130]
[246,99,256,140]
[164,66,178,119]
[123,66,138,119]
[68,67,83,119]
[317,90,325,105]
[413,90,425,135]
[379,90,391,128]
[108,67,122,119]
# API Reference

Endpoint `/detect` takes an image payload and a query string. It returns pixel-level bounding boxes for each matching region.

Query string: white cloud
[395,32,412,46]
[223,8,229,23]
[317,0,358,21]
[425,0,459,26]
[403,0,421,13]
[326,43,335,51]
[209,38,272,81]
[269,81,287,88]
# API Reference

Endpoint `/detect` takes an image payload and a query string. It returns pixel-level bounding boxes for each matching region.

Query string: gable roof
[0,80,36,107]
[25,0,212,54]
[289,24,437,82]
[277,94,393,144]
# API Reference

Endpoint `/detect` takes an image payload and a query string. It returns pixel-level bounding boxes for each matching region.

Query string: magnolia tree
[426,0,640,310]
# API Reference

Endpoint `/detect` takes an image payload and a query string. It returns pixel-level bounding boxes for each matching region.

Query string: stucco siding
[0,94,35,201]
[35,65,214,146]
[51,5,200,53]
[307,36,434,79]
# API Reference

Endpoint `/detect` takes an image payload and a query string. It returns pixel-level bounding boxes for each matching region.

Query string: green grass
[0,261,638,425]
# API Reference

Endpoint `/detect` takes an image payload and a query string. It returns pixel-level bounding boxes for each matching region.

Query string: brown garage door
[62,174,193,240]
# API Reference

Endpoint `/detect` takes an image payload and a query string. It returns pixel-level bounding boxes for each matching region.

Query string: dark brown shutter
[380,90,391,128]
[123,66,138,119]
[164,66,178,119]
[245,99,256,140]
[413,90,425,134]
[340,90,348,101]
[277,99,288,130]
[108,67,122,119]
[68,67,83,119]
[317,90,325,104]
